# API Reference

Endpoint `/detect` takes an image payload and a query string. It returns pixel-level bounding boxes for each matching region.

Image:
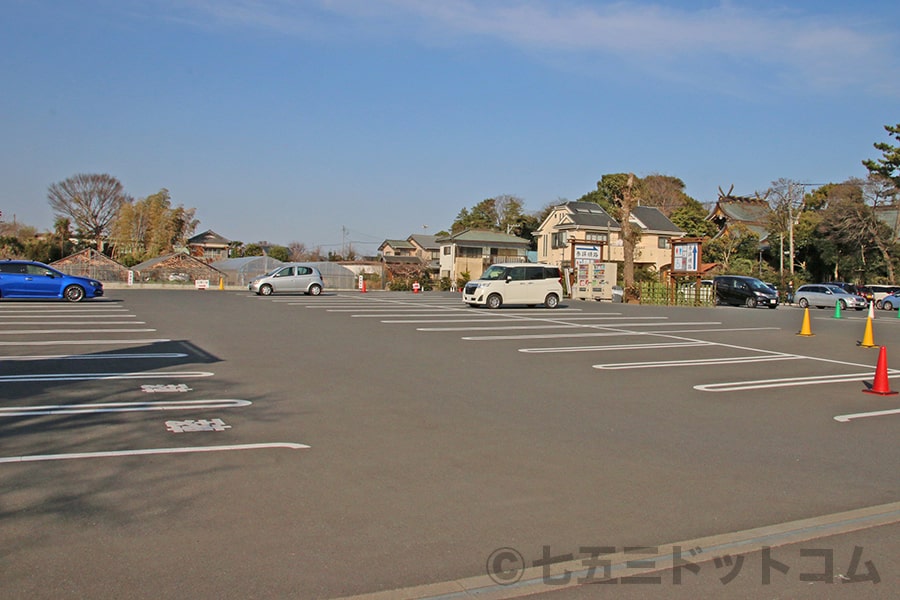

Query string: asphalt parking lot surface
[1,290,897,599]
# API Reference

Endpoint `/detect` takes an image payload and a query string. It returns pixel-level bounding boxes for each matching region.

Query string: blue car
[0,260,104,302]
[880,293,900,311]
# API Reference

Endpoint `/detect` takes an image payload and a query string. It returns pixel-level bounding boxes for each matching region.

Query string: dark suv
[713,275,779,308]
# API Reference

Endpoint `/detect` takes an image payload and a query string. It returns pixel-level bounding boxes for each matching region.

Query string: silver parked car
[249,264,324,296]
[793,284,867,311]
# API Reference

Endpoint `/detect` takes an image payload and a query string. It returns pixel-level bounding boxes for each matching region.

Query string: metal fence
[639,281,716,307]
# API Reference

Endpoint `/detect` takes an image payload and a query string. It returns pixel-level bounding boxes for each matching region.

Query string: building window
[551,232,569,249]
[443,246,451,255]
[585,232,608,243]
[658,237,671,249]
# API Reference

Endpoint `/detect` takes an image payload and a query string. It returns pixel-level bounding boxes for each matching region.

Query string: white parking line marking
[350,312,474,318]
[422,324,584,331]
[694,372,899,392]
[0,328,156,335]
[0,399,251,417]
[0,338,171,346]
[520,341,711,353]
[383,316,659,324]
[834,408,900,422]
[1,352,187,361]
[0,320,144,325]
[428,321,720,333]
[462,327,776,341]
[0,310,132,316]
[0,442,310,464]
[595,354,803,370]
[0,371,214,383]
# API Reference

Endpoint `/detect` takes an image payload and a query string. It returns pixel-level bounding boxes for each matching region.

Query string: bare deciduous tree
[47,173,130,250]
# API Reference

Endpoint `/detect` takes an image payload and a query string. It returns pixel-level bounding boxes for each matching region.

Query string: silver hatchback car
[794,284,867,311]
[249,264,324,296]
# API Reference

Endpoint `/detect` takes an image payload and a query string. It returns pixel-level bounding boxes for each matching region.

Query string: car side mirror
[506,276,512,282]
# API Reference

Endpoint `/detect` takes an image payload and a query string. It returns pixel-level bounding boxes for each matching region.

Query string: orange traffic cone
[361,279,367,293]
[797,308,814,336]
[863,346,898,395]
[858,317,877,348]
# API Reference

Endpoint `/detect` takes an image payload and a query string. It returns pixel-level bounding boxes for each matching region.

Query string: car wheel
[798,298,809,308]
[745,296,757,308]
[308,284,322,296]
[544,293,560,309]
[259,284,274,296]
[885,301,894,311]
[63,285,85,303]
[876,300,883,309]
[486,293,502,309]
[839,299,847,310]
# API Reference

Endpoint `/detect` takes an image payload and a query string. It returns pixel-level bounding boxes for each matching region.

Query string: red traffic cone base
[863,346,898,395]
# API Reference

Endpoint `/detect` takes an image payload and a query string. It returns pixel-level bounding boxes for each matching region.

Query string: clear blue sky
[2,1,898,253]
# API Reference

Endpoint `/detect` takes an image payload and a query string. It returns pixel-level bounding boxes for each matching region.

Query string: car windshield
[747,279,772,293]
[479,266,509,280]
[824,285,845,294]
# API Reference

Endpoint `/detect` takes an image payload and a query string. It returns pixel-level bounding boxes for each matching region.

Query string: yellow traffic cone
[858,317,878,348]
[219,277,225,290]
[797,308,814,336]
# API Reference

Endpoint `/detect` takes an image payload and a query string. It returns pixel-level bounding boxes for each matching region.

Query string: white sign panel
[574,245,602,264]
[673,242,700,272]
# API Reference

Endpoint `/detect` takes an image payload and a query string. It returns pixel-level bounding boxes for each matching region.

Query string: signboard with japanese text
[671,239,702,274]
[574,244,602,264]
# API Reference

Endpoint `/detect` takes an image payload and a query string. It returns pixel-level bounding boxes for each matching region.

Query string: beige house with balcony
[534,201,685,273]
[437,229,532,283]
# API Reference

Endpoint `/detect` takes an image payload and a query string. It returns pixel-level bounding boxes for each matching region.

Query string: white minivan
[462,263,563,309]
